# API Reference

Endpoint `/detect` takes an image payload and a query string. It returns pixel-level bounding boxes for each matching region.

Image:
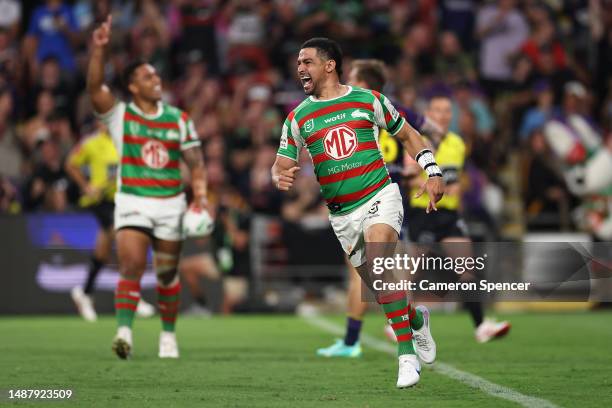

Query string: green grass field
[1,312,611,407]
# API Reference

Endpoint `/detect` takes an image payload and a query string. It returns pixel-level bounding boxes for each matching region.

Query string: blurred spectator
[23,137,70,212]
[450,82,495,140]
[23,0,80,76]
[434,31,476,85]
[248,143,282,215]
[519,81,556,141]
[0,86,21,179]
[0,27,19,86]
[28,56,75,119]
[439,0,476,50]
[522,128,571,230]
[0,175,19,213]
[520,19,567,73]
[475,0,528,98]
[20,91,56,154]
[176,0,221,74]
[0,0,20,40]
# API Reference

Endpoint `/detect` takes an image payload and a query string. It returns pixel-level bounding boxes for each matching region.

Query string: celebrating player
[316,59,443,358]
[272,38,444,388]
[87,15,207,359]
[66,121,155,322]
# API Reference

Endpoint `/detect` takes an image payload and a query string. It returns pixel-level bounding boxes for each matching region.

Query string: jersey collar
[309,86,352,102]
[128,101,164,119]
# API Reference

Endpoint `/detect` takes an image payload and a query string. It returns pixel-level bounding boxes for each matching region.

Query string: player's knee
[365,224,398,242]
[154,252,179,286]
[120,257,146,278]
[157,270,179,287]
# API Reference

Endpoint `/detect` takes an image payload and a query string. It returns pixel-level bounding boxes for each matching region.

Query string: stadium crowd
[0,0,611,241]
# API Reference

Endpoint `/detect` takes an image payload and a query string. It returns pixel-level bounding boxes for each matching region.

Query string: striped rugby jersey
[277,86,406,215]
[98,101,200,197]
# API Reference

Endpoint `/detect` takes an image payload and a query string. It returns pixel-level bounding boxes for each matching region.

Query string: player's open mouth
[301,76,313,90]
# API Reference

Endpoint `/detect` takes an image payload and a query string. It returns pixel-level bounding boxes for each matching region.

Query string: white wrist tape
[415,149,442,177]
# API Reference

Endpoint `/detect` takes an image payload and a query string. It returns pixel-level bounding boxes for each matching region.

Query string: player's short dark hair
[350,59,386,92]
[300,37,343,76]
[122,59,148,94]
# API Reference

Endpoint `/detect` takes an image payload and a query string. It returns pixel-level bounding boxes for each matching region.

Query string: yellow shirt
[68,131,119,207]
[410,132,465,210]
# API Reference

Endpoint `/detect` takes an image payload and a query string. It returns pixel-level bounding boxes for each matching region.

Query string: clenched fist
[92,15,112,47]
[274,166,300,191]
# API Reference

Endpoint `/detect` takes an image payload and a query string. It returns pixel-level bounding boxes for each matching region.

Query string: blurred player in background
[317,59,443,358]
[87,16,207,359]
[404,93,510,343]
[273,38,444,388]
[66,120,155,322]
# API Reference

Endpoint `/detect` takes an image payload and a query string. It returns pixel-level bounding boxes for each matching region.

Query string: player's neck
[314,82,349,101]
[133,98,160,115]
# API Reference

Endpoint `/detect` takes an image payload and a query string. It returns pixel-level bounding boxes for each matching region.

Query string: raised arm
[394,122,445,212]
[182,147,208,210]
[272,155,300,191]
[87,15,115,115]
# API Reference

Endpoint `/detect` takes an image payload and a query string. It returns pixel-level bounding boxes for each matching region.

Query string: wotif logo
[324,125,357,160]
[324,112,346,124]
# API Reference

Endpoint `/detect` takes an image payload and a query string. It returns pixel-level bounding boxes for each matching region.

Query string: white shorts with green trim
[329,183,404,267]
[114,192,187,241]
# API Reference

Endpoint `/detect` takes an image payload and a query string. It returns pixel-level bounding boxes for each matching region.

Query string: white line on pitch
[304,315,560,408]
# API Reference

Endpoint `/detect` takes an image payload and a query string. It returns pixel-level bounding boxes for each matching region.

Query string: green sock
[115,279,140,328]
[381,297,415,356]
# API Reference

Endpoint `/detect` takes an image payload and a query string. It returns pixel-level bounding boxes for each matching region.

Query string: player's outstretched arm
[395,122,445,213]
[182,147,207,210]
[87,15,115,115]
[271,156,300,191]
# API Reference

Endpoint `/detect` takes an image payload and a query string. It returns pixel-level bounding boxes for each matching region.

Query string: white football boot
[412,305,436,364]
[475,319,511,343]
[159,331,179,358]
[112,326,133,359]
[71,287,97,322]
[397,354,421,388]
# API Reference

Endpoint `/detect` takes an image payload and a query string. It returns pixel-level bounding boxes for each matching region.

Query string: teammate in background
[66,121,155,322]
[272,38,444,388]
[404,93,510,343]
[317,59,443,358]
[87,16,207,359]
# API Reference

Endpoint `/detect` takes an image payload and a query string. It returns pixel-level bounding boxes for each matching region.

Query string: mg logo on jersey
[142,140,169,169]
[324,125,357,160]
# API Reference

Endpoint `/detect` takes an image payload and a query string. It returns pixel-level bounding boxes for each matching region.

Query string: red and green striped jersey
[97,101,200,198]
[277,86,406,215]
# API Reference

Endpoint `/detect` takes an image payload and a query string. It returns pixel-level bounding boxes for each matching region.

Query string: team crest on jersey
[166,130,180,140]
[129,121,140,135]
[304,118,315,133]
[142,140,169,169]
[351,109,370,120]
[323,125,357,160]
